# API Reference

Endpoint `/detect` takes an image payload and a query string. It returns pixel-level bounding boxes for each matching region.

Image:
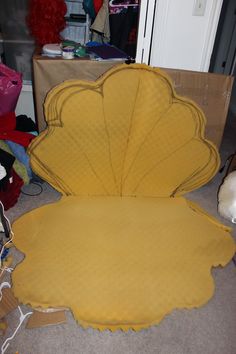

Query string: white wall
[150,0,223,71]
[15,83,35,122]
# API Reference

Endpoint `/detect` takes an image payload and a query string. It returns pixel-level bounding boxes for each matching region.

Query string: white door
[136,0,224,72]
[136,0,157,64]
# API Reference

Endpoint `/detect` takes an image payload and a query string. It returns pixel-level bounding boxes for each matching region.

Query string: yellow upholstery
[12,196,235,331]
[12,64,235,331]
[29,64,219,197]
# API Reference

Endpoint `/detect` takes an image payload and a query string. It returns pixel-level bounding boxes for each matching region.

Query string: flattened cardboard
[33,54,116,132]
[26,310,67,329]
[0,288,19,319]
[165,68,234,148]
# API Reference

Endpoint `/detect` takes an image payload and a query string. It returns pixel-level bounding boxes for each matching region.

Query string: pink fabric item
[0,63,22,116]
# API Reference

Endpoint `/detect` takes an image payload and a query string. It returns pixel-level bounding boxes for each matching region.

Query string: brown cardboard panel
[0,288,19,319]
[164,68,234,148]
[33,56,117,132]
[26,310,67,329]
[32,54,233,147]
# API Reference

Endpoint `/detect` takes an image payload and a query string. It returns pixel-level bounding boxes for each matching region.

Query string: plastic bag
[0,63,22,116]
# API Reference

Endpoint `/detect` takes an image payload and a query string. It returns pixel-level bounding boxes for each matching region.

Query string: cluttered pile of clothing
[0,63,37,210]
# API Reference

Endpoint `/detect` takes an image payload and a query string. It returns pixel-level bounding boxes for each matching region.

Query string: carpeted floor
[1,108,236,354]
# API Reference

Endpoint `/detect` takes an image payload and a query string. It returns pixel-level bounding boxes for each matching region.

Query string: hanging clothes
[109,1,139,58]
[94,0,103,14]
[83,0,96,20]
[90,0,110,42]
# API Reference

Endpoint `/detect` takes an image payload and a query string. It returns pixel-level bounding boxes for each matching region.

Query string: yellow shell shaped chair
[12,64,235,331]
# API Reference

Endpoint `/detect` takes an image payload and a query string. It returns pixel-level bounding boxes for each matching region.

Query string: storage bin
[65,1,84,17]
[61,25,88,44]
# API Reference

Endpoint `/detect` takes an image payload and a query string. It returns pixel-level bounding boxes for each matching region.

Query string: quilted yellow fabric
[12,196,235,331]
[12,64,235,331]
[28,64,219,197]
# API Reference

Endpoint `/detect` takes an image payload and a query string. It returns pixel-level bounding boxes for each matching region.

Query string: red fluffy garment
[27,0,67,45]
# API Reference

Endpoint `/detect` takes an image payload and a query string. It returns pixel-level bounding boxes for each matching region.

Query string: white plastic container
[62,45,75,59]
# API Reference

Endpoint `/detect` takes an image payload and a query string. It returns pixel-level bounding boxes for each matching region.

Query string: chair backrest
[29,63,219,197]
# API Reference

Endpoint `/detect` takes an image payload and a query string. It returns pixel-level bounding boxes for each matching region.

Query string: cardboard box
[33,55,233,147]
[0,287,67,329]
[33,55,117,132]
[26,310,67,329]
[165,68,234,148]
[0,288,19,319]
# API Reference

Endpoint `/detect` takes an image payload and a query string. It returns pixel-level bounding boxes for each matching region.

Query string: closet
[108,1,140,58]
[0,1,142,82]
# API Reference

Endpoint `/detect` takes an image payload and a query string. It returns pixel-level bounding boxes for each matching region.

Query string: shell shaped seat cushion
[12,196,235,331]
[29,64,219,197]
[12,64,236,330]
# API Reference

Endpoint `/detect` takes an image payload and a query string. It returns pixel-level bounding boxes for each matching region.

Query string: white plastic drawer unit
[61,0,91,44]
[15,82,35,123]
